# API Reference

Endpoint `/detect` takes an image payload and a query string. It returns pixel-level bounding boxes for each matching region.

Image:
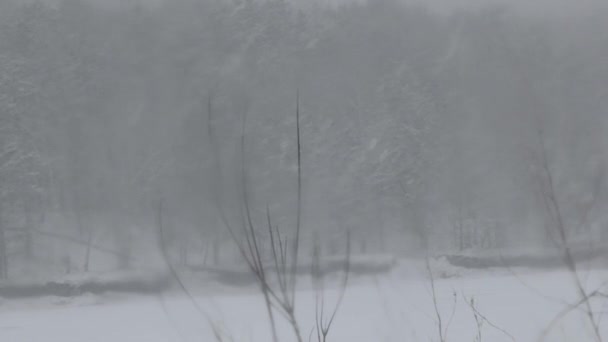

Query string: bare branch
[463,293,516,342]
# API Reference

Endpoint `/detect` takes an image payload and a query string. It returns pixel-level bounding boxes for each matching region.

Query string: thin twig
[463,293,516,342]
[425,256,445,342]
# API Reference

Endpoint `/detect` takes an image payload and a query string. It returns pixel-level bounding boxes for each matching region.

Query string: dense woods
[1,0,607,278]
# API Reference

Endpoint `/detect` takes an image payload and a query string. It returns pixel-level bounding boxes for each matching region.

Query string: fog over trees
[0,0,607,276]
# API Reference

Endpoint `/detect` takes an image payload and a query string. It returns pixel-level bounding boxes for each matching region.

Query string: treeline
[0,0,607,277]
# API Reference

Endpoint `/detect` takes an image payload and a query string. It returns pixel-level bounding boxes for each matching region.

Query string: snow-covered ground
[0,260,607,341]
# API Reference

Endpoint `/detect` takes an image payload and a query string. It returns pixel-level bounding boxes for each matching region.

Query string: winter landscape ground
[0,255,607,342]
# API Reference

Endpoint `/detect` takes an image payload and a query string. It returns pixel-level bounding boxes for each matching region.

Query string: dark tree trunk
[83,231,92,272]
[24,214,33,260]
[0,225,8,280]
[212,236,220,266]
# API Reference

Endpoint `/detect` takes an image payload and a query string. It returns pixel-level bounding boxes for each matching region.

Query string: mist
[0,0,607,341]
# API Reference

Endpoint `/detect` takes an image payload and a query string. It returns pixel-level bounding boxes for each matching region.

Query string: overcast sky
[22,0,608,15]
[406,0,605,13]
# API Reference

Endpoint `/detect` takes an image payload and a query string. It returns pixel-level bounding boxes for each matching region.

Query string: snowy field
[0,260,607,342]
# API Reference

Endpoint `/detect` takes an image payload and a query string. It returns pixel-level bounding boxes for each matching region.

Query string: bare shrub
[536,128,605,342]
[310,231,351,342]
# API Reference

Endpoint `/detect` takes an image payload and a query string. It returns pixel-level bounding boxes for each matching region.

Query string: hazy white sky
[412,0,606,14]
[27,0,608,15]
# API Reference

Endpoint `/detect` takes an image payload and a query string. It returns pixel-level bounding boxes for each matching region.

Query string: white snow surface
[0,259,607,342]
